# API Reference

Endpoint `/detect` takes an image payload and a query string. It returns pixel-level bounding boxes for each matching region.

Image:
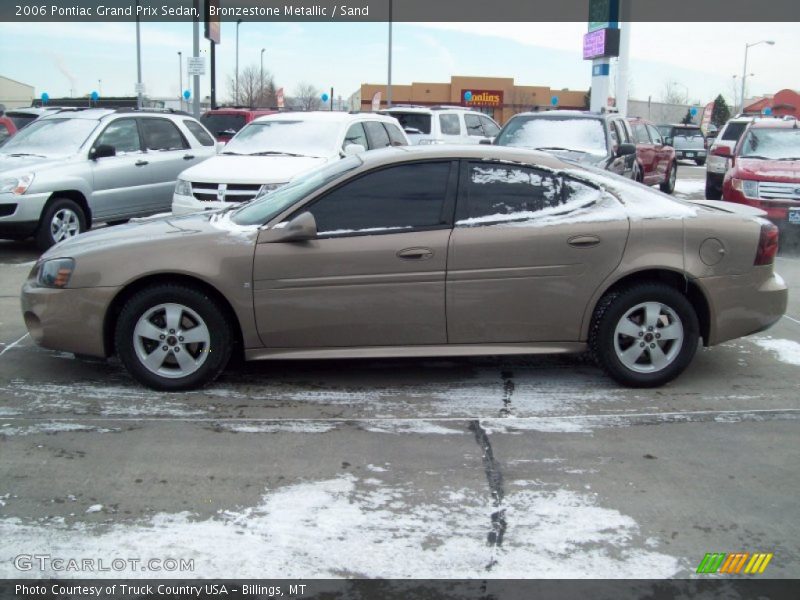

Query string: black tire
[695,158,706,166]
[705,175,722,200]
[589,283,699,388]
[659,161,677,194]
[115,284,233,391]
[35,197,87,250]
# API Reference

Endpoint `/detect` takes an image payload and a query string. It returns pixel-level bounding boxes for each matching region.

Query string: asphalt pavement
[1,167,798,579]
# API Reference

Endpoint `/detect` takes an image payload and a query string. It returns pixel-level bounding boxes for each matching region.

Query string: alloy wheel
[613,301,684,373]
[50,208,81,243]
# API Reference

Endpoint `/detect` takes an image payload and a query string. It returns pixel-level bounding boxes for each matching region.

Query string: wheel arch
[584,268,711,346]
[103,273,245,359]
[44,191,92,225]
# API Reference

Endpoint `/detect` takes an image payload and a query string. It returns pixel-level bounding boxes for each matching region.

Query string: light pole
[98,79,102,96]
[177,51,183,111]
[260,48,265,107]
[235,19,242,105]
[387,0,393,107]
[741,40,774,113]
[135,0,143,109]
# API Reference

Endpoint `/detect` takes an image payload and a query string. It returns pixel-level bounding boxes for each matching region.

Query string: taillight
[754,221,779,265]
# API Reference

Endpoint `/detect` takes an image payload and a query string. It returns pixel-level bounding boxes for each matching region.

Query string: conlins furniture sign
[463,90,503,107]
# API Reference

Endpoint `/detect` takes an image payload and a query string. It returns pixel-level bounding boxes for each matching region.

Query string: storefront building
[357,76,588,125]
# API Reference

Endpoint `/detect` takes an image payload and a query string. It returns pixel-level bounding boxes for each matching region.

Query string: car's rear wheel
[115,284,233,391]
[590,283,699,387]
[659,162,677,194]
[36,197,87,250]
[695,158,706,166]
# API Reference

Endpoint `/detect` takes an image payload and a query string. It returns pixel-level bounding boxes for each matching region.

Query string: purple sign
[583,29,607,59]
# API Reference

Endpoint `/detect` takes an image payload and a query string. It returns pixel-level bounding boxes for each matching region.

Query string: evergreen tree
[681,109,693,125]
[710,94,732,127]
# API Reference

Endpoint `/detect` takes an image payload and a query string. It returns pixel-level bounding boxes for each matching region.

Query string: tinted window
[95,118,141,153]
[6,113,37,130]
[460,164,601,226]
[464,114,484,137]
[140,118,188,151]
[364,121,391,149]
[632,122,650,144]
[439,113,461,135]
[480,116,500,137]
[612,120,630,143]
[183,119,215,146]
[343,122,368,149]
[200,113,247,137]
[384,123,407,146]
[646,124,663,144]
[308,162,450,235]
[721,121,747,142]
[381,111,431,135]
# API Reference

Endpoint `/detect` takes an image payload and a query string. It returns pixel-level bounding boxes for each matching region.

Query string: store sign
[583,28,620,60]
[463,89,503,107]
[588,0,619,31]
[204,0,220,44]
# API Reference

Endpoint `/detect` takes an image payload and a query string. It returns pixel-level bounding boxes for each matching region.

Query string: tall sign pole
[192,0,200,117]
[135,0,143,108]
[387,0,393,107]
[585,0,620,113]
[615,1,630,116]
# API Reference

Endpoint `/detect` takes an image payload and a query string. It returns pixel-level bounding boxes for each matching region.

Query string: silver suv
[0,108,216,249]
[379,106,500,145]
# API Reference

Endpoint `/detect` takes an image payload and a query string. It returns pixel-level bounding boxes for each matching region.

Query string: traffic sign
[134,82,146,94]
[187,57,206,76]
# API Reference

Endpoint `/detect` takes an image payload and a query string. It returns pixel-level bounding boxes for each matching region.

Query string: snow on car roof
[252,111,396,124]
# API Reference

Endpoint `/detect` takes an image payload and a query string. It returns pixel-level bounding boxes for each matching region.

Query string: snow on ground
[752,337,800,366]
[0,422,119,437]
[216,421,336,434]
[0,473,681,579]
[673,179,706,198]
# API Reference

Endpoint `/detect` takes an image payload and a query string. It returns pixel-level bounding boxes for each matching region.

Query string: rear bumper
[20,282,120,357]
[696,268,788,346]
[676,149,707,160]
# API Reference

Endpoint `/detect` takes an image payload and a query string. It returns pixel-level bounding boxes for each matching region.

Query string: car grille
[758,181,800,202]
[191,183,262,203]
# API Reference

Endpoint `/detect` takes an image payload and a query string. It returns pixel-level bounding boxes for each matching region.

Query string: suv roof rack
[430,105,472,111]
[116,107,192,116]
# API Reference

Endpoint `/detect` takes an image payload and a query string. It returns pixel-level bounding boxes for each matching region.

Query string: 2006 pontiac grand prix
[21,146,787,391]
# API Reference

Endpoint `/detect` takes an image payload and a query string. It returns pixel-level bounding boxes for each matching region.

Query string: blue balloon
[91,91,99,101]
[690,107,698,116]
[321,93,329,102]
[550,95,558,106]
[41,92,49,104]
[464,91,473,102]
[763,107,773,116]
[183,89,191,100]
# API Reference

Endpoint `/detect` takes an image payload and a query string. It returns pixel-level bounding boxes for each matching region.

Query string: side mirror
[479,138,493,145]
[711,146,733,158]
[90,144,116,160]
[664,137,674,147]
[616,143,636,157]
[259,211,318,243]
[343,143,365,156]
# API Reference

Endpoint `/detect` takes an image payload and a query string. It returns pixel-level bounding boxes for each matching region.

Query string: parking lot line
[0,333,28,357]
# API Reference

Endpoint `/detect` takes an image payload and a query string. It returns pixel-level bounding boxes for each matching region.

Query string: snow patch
[0,422,118,437]
[673,179,706,197]
[85,505,103,514]
[217,421,336,434]
[752,337,800,365]
[362,420,463,435]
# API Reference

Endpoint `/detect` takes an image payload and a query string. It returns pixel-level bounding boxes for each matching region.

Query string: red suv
[627,117,678,193]
[200,108,277,143]
[720,119,800,229]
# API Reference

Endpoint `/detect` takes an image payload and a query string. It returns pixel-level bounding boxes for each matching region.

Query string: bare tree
[660,80,687,105]
[291,82,322,111]
[226,64,276,107]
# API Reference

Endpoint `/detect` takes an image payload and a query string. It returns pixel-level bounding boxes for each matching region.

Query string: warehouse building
[0,75,34,110]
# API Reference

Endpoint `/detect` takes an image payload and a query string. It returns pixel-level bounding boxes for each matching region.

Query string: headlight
[254,182,287,200]
[36,258,75,288]
[174,179,192,196]
[0,173,34,195]
[732,178,759,199]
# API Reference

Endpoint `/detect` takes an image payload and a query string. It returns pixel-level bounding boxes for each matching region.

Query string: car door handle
[397,247,434,260]
[135,159,149,166]
[183,154,195,160]
[567,235,601,248]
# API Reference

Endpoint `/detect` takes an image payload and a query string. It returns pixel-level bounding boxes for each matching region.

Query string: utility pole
[178,51,183,111]
[387,0,393,107]
[741,40,774,113]
[192,0,200,117]
[260,48,265,106]
[235,19,242,104]
[615,2,630,117]
[135,0,143,109]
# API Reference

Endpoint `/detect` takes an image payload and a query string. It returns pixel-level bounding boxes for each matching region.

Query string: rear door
[631,120,656,184]
[446,161,630,343]
[646,123,670,181]
[252,160,457,348]
[437,113,464,143]
[464,113,486,143]
[608,118,634,178]
[363,120,393,150]
[139,117,198,211]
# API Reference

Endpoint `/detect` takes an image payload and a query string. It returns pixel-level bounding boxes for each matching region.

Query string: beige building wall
[0,76,34,109]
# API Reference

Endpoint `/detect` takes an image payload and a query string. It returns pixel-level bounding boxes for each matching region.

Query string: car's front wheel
[695,158,706,166]
[590,283,699,387]
[36,197,87,250]
[659,162,677,194]
[115,284,233,391]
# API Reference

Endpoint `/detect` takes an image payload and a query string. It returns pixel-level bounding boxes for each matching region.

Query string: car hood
[179,153,330,184]
[42,211,259,261]
[735,158,800,182]
[0,153,74,176]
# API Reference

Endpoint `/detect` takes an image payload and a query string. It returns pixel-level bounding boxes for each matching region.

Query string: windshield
[200,113,246,137]
[673,127,703,139]
[223,120,341,157]
[6,113,38,130]
[381,112,432,135]
[720,121,747,142]
[496,117,608,155]
[232,156,362,225]
[0,117,99,156]
[740,128,800,160]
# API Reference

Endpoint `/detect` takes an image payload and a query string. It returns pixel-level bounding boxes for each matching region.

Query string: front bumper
[0,191,50,238]
[21,281,120,357]
[696,267,788,346]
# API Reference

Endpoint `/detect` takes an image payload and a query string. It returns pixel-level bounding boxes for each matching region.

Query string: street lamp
[260,48,265,107]
[741,40,774,113]
[235,19,242,105]
[177,51,183,111]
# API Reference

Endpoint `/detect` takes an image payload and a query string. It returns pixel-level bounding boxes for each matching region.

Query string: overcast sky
[0,21,796,106]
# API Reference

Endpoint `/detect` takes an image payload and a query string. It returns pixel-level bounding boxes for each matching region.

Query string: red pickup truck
[719,119,800,230]
[627,117,678,194]
[200,107,277,143]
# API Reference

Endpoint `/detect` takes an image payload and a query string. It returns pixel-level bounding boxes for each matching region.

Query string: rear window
[200,113,247,138]
[673,127,703,138]
[381,111,431,135]
[720,121,748,142]
[183,119,215,146]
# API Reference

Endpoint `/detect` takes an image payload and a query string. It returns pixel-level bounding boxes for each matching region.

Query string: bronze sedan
[21,146,787,390]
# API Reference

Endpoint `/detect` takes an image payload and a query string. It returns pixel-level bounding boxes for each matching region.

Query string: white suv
[379,106,500,145]
[172,111,408,215]
[705,115,763,199]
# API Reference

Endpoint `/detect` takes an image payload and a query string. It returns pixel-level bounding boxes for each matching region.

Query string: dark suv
[493,110,637,179]
[200,107,277,143]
